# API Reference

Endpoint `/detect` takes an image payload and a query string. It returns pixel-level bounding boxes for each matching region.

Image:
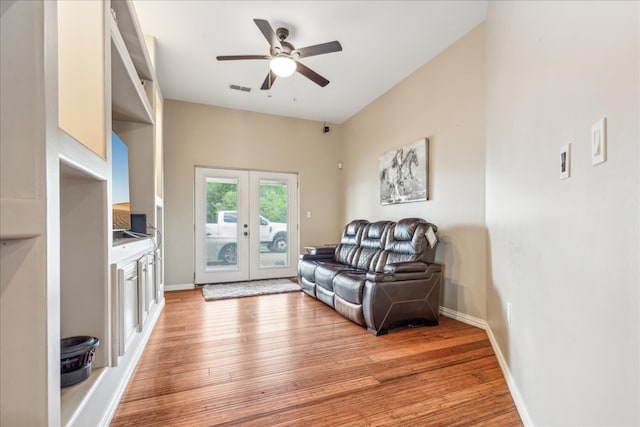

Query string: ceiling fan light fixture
[269,56,296,77]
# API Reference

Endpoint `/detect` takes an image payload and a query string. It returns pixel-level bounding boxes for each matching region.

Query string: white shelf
[110,16,153,124]
[60,367,106,427]
[110,0,154,81]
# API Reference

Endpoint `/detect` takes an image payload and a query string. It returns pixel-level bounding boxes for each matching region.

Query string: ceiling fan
[216,19,342,90]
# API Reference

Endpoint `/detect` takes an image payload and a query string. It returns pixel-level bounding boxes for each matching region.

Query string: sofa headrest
[360,221,393,249]
[385,218,432,255]
[341,219,369,245]
[393,218,423,240]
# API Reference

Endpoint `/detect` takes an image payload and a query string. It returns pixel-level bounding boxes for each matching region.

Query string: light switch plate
[560,143,570,179]
[591,117,607,165]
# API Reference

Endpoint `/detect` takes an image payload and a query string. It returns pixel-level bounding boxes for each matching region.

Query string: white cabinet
[146,252,158,309]
[153,248,163,302]
[109,236,157,365]
[137,256,148,331]
[120,261,139,354]
[137,251,159,332]
[112,248,155,361]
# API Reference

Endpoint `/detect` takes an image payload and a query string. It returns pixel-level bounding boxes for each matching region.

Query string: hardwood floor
[110,289,522,426]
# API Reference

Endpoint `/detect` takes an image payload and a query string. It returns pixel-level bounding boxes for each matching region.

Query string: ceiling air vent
[230,84,251,93]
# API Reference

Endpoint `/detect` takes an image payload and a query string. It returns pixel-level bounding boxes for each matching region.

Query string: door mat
[202,278,300,301]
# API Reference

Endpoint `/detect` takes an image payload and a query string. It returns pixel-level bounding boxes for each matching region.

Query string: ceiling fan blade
[296,62,330,87]
[260,70,277,90]
[253,19,282,50]
[295,41,342,58]
[216,55,270,61]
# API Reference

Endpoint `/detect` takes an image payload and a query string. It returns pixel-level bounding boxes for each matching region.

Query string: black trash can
[60,336,100,388]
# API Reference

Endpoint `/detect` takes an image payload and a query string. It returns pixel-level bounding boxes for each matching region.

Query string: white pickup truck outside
[206,211,288,264]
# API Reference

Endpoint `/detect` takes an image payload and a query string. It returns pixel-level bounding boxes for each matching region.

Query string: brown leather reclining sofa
[298,218,443,335]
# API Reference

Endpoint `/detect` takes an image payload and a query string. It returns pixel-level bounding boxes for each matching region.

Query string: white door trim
[194,167,298,284]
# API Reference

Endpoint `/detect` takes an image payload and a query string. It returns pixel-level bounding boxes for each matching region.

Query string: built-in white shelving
[110,16,153,124]
[110,0,154,81]
[0,1,164,426]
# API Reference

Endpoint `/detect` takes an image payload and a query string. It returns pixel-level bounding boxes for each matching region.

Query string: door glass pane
[258,179,288,268]
[205,177,239,270]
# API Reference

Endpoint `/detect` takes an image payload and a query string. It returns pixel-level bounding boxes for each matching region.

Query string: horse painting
[379,139,428,205]
[380,148,404,199]
[400,147,419,184]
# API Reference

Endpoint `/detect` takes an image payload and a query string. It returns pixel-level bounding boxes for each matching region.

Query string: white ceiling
[133,1,487,124]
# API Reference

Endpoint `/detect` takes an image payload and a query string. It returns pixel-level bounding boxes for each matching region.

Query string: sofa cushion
[333,271,367,304]
[315,263,358,291]
[298,276,316,297]
[334,295,365,326]
[315,285,335,308]
[298,259,321,282]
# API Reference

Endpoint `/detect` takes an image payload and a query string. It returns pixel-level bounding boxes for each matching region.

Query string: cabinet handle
[126,275,138,281]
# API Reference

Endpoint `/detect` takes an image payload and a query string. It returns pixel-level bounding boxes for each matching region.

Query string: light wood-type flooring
[111,288,523,426]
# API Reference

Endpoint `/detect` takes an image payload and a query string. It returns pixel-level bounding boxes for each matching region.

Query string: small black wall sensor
[323,122,330,133]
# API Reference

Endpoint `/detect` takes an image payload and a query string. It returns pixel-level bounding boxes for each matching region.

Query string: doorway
[194,167,298,284]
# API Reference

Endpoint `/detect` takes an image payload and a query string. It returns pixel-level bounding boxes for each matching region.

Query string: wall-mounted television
[112,132,131,231]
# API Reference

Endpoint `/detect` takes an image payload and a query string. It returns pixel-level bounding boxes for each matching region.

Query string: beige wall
[340,24,487,319]
[485,1,639,425]
[163,101,343,286]
[57,0,105,159]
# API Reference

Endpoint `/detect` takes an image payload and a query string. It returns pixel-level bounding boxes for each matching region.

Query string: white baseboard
[439,306,533,427]
[164,283,195,291]
[484,324,533,426]
[439,306,487,329]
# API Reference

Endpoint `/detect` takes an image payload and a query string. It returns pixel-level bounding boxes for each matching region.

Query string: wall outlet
[507,302,512,325]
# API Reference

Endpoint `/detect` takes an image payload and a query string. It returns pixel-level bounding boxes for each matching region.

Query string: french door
[194,167,298,284]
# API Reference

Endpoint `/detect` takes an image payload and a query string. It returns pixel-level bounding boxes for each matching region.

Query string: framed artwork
[379,138,428,205]
[560,143,571,179]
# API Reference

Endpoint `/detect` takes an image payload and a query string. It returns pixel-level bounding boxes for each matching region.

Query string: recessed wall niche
[59,160,109,368]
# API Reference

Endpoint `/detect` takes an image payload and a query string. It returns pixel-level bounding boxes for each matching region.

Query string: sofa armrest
[299,245,336,261]
[299,253,334,261]
[307,246,337,256]
[366,262,435,282]
[363,263,443,335]
[383,261,429,273]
